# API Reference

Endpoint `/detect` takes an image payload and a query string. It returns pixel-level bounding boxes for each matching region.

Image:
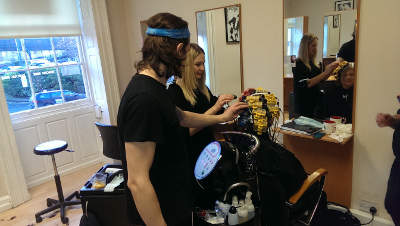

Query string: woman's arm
[189,94,234,136]
[177,101,248,128]
[306,61,339,88]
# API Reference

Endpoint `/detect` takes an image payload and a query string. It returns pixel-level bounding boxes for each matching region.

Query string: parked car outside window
[30,90,86,107]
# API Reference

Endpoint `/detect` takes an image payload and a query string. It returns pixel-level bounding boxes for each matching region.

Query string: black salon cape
[317,84,353,123]
[256,136,316,226]
[385,109,400,225]
[293,59,322,117]
[117,74,192,226]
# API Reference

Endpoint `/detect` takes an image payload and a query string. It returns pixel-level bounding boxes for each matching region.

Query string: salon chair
[33,140,81,224]
[95,122,123,160]
[258,165,327,226]
[286,168,327,225]
[218,133,327,226]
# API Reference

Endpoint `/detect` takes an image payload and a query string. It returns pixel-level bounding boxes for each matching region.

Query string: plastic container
[93,172,107,189]
[80,164,129,226]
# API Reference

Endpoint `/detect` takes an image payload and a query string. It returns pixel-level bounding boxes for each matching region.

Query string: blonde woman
[293,33,339,117]
[168,43,234,156]
[167,43,234,206]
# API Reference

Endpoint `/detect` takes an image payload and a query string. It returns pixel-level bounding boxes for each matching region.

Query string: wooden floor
[0,163,103,226]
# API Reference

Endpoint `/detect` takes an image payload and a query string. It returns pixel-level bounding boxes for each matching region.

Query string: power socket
[359,200,377,214]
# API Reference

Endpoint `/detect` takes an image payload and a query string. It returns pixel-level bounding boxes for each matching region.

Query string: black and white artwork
[224,6,240,43]
[333,15,340,28]
[335,0,354,11]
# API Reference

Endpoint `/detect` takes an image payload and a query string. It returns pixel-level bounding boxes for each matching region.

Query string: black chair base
[35,190,81,224]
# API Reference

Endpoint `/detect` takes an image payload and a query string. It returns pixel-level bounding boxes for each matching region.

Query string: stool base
[35,191,81,224]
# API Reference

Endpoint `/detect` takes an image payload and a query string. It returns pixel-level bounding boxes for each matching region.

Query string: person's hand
[220,102,248,122]
[239,88,256,101]
[376,113,396,128]
[213,94,235,111]
[324,61,340,75]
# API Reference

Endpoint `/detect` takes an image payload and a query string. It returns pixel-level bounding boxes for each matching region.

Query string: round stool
[33,140,81,224]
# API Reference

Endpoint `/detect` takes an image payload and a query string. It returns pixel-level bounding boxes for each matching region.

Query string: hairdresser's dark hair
[136,13,190,78]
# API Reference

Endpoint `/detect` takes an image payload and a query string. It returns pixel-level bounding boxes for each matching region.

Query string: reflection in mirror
[284,16,307,77]
[283,0,358,124]
[196,5,243,96]
[323,15,341,58]
[324,10,357,62]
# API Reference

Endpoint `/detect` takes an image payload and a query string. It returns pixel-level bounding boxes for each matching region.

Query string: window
[0,36,87,114]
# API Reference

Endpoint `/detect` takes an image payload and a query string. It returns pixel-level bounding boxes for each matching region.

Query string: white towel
[329,124,353,142]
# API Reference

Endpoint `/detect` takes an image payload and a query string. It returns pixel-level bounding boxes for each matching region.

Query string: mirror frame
[195,4,244,93]
[282,0,361,131]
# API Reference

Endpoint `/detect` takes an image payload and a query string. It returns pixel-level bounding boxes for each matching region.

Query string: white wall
[352,0,400,221]
[212,8,241,96]
[105,0,397,222]
[0,161,8,197]
[340,9,357,46]
[107,0,283,104]
[106,0,133,98]
[326,15,340,57]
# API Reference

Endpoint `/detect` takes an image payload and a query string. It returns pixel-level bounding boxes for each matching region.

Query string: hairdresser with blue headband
[117,13,248,226]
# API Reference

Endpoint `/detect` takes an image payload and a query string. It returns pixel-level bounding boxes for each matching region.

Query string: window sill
[10,98,95,124]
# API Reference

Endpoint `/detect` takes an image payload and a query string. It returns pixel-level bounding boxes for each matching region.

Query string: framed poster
[333,15,340,28]
[335,0,354,11]
[224,6,240,43]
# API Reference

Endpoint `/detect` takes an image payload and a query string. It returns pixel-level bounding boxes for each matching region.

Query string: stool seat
[33,139,80,224]
[34,140,68,155]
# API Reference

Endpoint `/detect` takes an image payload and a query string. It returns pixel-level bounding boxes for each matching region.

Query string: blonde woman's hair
[298,33,318,70]
[176,43,210,106]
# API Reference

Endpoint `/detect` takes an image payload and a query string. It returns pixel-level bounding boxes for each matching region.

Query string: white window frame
[2,36,95,122]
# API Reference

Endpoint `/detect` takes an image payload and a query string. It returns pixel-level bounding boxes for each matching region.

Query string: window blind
[0,0,81,38]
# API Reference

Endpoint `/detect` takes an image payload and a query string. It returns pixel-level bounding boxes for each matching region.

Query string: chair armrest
[288,168,328,205]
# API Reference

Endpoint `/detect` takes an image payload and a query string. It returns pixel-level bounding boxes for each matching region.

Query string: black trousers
[385,158,400,226]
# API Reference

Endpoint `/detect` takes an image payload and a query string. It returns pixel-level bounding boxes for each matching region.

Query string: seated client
[317,62,355,123]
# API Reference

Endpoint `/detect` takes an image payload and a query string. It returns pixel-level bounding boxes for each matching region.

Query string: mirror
[196,4,243,96]
[283,0,358,123]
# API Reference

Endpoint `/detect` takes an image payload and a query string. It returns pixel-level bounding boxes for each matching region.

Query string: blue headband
[146,27,190,39]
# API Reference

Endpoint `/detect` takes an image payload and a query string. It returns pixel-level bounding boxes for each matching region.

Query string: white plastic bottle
[237,206,248,223]
[218,201,231,217]
[232,195,239,208]
[245,191,253,205]
[228,206,239,225]
[246,199,255,220]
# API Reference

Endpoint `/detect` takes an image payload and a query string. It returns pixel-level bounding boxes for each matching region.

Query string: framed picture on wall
[333,15,340,28]
[335,0,354,11]
[224,6,240,43]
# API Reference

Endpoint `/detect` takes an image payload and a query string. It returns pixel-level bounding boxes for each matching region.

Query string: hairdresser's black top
[167,83,218,170]
[337,39,355,62]
[293,59,322,118]
[393,109,400,158]
[117,74,192,226]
